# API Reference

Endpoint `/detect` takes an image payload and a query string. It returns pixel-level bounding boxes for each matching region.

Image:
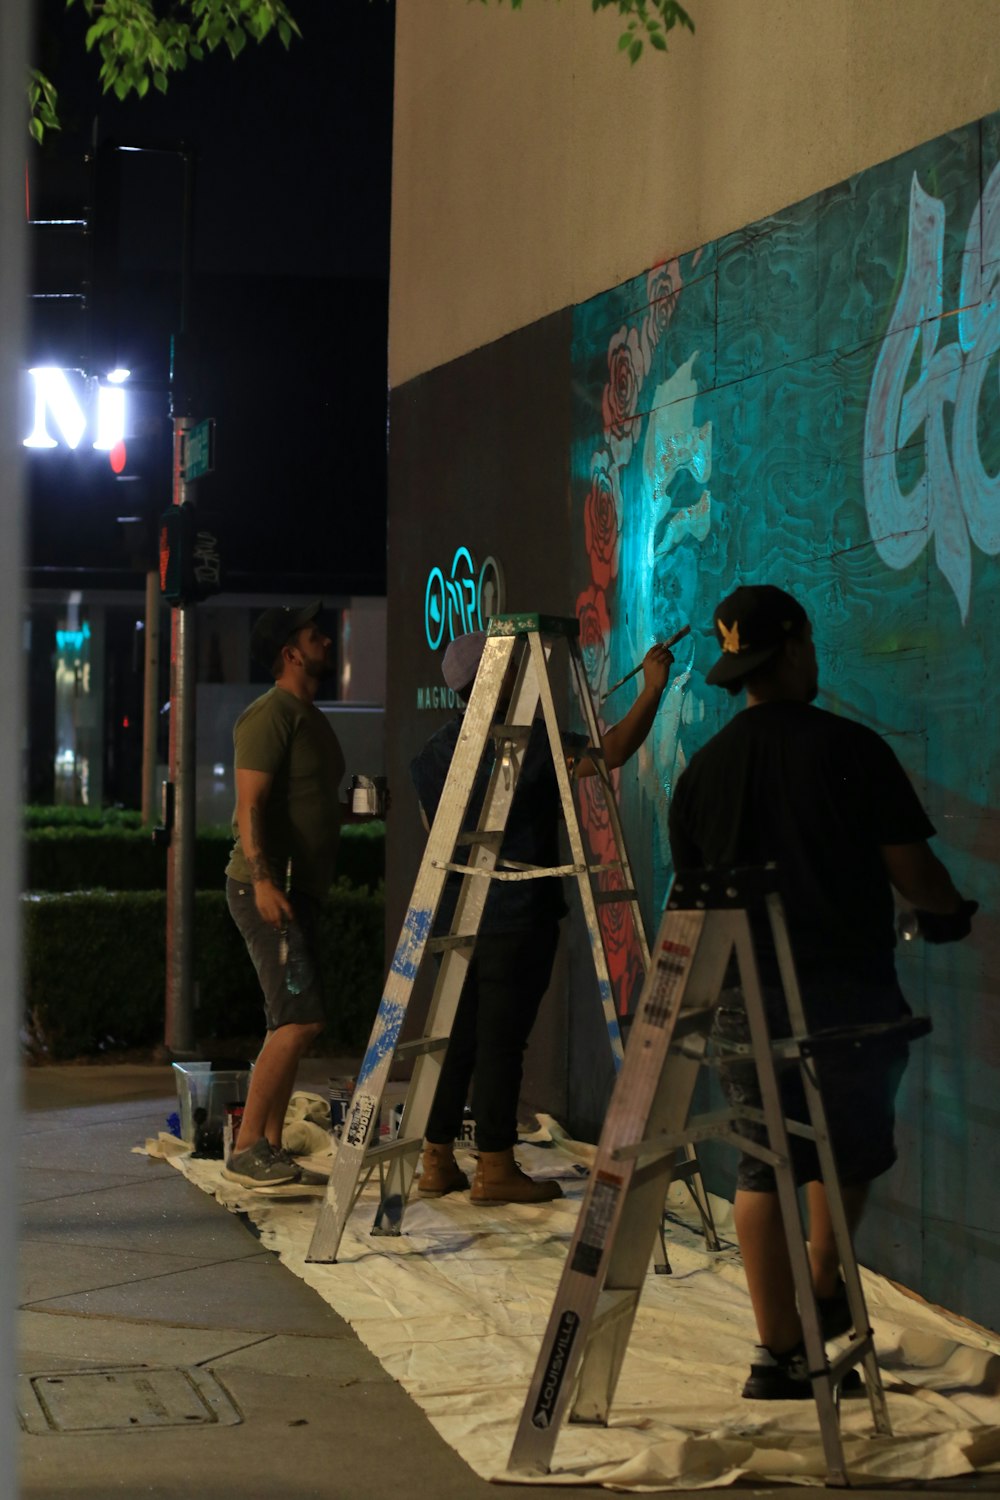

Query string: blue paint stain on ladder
[390,906,432,983]
[356,999,407,1086]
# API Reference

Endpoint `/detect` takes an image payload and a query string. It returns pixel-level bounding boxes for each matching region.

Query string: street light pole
[164,145,198,1056]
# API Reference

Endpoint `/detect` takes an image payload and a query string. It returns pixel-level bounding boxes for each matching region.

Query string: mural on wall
[572,115,999,1025]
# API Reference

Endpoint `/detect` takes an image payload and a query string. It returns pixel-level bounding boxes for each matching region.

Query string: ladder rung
[362,1134,423,1166]
[592,1287,639,1334]
[453,830,503,849]
[427,933,477,953]
[490,724,530,744]
[394,1034,450,1060]
[593,887,639,905]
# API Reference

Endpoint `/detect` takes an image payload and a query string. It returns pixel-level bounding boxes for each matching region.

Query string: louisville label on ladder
[508,865,907,1488]
[308,612,694,1264]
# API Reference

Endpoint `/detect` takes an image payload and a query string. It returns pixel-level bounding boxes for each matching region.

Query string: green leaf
[629,36,642,62]
[227,23,247,56]
[618,31,631,49]
[154,69,169,92]
[30,116,44,145]
[649,28,667,48]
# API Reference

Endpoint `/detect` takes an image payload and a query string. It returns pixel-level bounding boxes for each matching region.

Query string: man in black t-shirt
[669,584,976,1400]
[412,629,676,1206]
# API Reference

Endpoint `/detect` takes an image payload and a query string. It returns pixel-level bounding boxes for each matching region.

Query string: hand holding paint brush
[600,624,691,704]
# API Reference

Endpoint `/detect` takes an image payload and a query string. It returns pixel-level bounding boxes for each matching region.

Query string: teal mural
[572,115,999,1328]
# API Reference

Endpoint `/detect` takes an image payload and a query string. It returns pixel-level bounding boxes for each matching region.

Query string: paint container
[329,1078,355,1139]
[350,774,388,817]
[459,1107,477,1150]
[380,1082,408,1140]
[222,1102,245,1165]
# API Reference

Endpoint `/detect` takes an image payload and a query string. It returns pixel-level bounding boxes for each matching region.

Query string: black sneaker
[817,1278,853,1340]
[742,1342,813,1400]
[222,1139,298,1187]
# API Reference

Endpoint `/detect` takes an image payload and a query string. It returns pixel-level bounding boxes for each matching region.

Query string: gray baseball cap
[251,600,323,670]
[441,631,487,693]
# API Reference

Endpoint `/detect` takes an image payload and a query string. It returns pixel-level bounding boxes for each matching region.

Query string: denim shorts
[713,977,911,1192]
[226,879,325,1030]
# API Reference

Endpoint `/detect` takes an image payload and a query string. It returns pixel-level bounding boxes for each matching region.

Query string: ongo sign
[22,366,129,454]
[423,547,505,651]
[417,547,506,711]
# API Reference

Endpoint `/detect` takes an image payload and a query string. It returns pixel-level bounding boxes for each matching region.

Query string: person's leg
[424,956,479,1145]
[470,924,558,1151]
[236,1020,324,1150]
[734,1188,801,1354]
[806,1179,869,1296]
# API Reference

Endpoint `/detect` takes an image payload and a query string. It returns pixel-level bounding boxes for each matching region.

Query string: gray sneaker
[223,1139,298,1187]
[272,1145,329,1187]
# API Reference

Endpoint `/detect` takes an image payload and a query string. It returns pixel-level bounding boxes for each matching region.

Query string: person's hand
[916,898,978,943]
[640,642,675,696]
[254,878,295,929]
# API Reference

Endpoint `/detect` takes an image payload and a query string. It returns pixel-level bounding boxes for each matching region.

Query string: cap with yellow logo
[705,585,807,687]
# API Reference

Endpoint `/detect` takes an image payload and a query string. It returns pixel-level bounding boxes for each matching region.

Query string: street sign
[182,418,215,481]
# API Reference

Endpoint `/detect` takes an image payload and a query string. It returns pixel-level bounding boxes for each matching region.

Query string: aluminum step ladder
[508,865,911,1488]
[306,613,715,1264]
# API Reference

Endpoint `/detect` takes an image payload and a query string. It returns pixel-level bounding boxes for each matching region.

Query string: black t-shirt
[668,701,935,981]
[411,716,586,936]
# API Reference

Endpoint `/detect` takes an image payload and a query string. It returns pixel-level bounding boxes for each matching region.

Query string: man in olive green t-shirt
[223,601,349,1189]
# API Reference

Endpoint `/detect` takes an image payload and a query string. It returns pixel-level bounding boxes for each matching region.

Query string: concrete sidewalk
[17,1064,999,1500]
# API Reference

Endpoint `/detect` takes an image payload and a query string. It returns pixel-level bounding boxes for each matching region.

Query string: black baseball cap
[705,585,808,687]
[251,600,323,670]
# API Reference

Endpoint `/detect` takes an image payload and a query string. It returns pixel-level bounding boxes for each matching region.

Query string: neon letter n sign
[23,367,126,452]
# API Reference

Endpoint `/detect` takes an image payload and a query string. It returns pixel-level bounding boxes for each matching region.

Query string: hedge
[24,821,386,893]
[25,804,144,830]
[23,882,386,1060]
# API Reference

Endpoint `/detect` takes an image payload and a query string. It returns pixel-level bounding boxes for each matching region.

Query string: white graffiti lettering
[864,165,1000,620]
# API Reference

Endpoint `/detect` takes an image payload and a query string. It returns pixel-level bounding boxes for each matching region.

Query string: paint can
[329,1078,355,1139]
[222,1102,244,1165]
[350,774,388,817]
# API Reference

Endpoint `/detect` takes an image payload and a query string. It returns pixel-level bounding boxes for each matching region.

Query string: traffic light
[159,503,222,604]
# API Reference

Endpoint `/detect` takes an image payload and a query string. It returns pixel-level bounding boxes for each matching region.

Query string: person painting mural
[668,584,977,1400]
[411,629,677,1205]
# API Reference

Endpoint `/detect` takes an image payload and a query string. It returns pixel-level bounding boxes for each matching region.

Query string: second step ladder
[307,613,716,1264]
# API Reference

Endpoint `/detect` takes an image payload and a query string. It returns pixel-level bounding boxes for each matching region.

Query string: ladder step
[362,1134,423,1166]
[592,1287,639,1334]
[394,1034,450,1060]
[593,887,639,905]
[453,829,504,849]
[427,933,477,954]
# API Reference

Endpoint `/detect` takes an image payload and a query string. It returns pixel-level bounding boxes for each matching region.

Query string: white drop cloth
[156,1114,1000,1490]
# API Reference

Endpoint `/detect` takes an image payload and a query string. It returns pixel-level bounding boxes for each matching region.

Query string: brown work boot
[416,1142,469,1197]
[470,1148,563,1204]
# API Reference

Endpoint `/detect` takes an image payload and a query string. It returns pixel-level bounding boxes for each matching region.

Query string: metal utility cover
[17,1367,241,1434]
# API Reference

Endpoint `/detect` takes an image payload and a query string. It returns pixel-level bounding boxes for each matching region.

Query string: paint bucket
[350,774,388,817]
[329,1078,355,1139]
[222,1102,245,1165]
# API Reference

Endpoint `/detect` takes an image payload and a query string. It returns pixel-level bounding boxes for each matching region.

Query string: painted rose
[601,325,645,467]
[583,452,622,590]
[576,584,612,697]
[640,258,682,372]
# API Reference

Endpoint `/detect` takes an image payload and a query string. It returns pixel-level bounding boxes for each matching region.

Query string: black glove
[915,899,978,944]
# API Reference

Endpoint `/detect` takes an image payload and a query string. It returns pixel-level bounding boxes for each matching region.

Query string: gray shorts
[714,977,910,1192]
[226,879,325,1030]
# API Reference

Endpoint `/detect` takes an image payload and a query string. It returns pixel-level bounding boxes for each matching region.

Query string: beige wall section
[390,0,1000,387]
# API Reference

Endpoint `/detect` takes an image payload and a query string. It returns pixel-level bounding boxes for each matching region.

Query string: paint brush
[599,624,691,703]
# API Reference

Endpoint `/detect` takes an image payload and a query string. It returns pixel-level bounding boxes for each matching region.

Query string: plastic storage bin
[173,1060,251,1154]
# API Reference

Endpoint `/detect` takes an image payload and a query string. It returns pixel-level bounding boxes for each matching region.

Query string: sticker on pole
[530,1311,580,1429]
[345,1093,378,1148]
[571,1175,621,1277]
[642,938,692,1029]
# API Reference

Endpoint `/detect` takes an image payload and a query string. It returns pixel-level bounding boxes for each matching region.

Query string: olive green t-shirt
[225,687,345,899]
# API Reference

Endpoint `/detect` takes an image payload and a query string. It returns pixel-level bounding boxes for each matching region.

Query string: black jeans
[426,922,560,1153]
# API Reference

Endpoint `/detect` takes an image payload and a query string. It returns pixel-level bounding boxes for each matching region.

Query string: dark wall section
[385,310,579,1120]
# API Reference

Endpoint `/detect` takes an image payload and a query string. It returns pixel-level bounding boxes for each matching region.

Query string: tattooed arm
[234,768,294,928]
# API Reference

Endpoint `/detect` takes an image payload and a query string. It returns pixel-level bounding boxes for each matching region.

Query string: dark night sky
[27,0,395,595]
